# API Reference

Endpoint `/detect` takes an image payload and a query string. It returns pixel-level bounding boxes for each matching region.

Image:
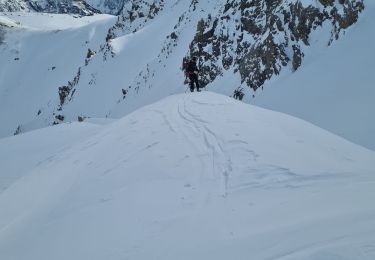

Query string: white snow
[0,15,20,27]
[0,12,114,30]
[0,121,102,192]
[1,0,373,153]
[0,92,374,260]
[0,12,116,137]
[0,0,374,258]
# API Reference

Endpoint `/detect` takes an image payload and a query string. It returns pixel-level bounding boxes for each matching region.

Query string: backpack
[183,59,190,78]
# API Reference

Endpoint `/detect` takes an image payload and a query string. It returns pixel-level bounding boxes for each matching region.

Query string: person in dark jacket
[186,57,200,92]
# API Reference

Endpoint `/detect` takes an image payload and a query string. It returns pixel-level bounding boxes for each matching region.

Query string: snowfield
[0,92,374,260]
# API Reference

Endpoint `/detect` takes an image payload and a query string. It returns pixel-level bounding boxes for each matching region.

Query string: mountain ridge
[0,0,102,15]
[0,0,373,151]
[1,91,374,259]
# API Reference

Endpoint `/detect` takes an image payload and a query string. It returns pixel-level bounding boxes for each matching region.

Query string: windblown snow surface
[0,92,374,260]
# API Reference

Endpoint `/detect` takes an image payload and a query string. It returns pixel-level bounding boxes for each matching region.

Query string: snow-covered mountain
[1,92,374,260]
[0,12,116,132]
[1,0,373,151]
[0,0,100,15]
[85,0,127,15]
[252,6,375,152]
[28,0,100,15]
[1,1,375,258]
[0,0,29,12]
[0,0,129,15]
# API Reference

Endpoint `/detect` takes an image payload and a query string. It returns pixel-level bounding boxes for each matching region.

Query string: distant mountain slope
[0,92,374,260]
[28,0,100,15]
[0,0,29,12]
[187,0,365,91]
[85,0,126,15]
[0,0,100,15]
[253,2,375,151]
[0,0,373,152]
[0,13,117,137]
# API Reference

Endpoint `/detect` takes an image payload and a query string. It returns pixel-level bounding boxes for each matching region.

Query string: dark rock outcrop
[0,0,100,15]
[188,0,364,91]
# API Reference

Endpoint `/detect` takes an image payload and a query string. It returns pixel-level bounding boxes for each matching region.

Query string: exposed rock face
[9,0,365,132]
[85,0,127,15]
[58,67,81,109]
[0,0,100,15]
[0,0,29,12]
[188,0,364,91]
[107,0,165,37]
[100,0,165,58]
[28,0,100,15]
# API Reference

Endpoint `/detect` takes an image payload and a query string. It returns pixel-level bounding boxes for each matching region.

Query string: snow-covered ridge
[0,92,374,259]
[86,0,127,15]
[0,0,100,15]
[0,0,373,152]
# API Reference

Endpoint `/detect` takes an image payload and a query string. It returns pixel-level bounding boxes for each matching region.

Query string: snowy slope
[0,0,373,152]
[0,15,21,27]
[0,0,198,137]
[252,2,375,151]
[0,13,116,136]
[1,11,113,29]
[0,121,102,192]
[0,92,374,260]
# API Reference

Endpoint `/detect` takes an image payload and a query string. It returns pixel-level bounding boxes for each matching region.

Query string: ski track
[172,94,301,196]
[1,92,375,260]
[179,94,232,198]
[151,94,366,196]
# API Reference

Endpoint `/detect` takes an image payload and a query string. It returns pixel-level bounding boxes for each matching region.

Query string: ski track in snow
[0,1,374,258]
[180,95,231,197]
[151,94,248,200]
[0,83,375,260]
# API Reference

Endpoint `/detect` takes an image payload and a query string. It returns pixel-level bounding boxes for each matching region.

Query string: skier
[185,57,200,92]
